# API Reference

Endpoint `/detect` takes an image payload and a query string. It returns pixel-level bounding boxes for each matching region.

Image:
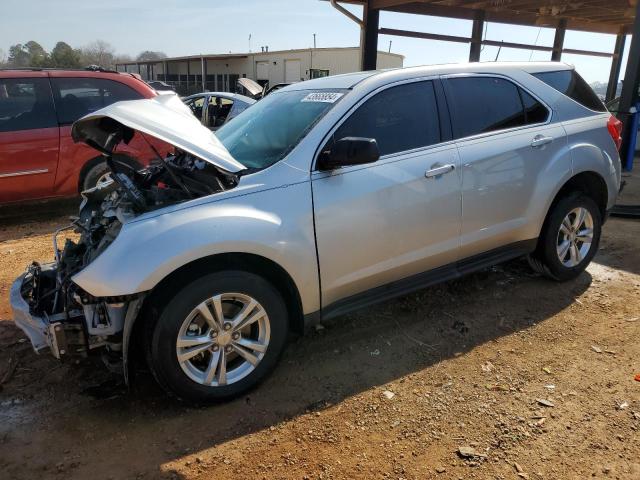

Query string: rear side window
[533,70,606,112]
[0,78,57,132]
[51,78,143,124]
[521,89,549,124]
[332,80,441,156]
[446,77,549,139]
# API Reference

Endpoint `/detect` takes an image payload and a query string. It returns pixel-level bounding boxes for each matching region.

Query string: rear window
[51,78,143,125]
[533,70,606,112]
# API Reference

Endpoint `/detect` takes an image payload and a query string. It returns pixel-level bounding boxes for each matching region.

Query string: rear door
[312,79,462,308]
[0,75,59,203]
[49,76,145,195]
[443,74,568,258]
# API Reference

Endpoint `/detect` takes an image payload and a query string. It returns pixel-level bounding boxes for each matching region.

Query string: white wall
[126,48,404,92]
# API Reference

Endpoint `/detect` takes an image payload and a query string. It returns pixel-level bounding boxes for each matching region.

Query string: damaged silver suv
[11,63,622,403]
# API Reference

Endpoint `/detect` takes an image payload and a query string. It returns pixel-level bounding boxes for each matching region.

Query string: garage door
[256,61,269,81]
[285,60,301,83]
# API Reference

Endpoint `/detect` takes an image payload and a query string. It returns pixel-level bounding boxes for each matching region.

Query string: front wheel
[147,271,289,403]
[528,193,602,281]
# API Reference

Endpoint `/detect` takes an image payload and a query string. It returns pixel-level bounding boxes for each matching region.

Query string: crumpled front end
[11,267,66,357]
[10,96,243,374]
[11,260,143,364]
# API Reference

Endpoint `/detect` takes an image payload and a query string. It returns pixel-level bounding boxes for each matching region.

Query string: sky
[0,0,632,84]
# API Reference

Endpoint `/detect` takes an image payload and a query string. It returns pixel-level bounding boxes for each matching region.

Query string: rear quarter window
[533,70,606,112]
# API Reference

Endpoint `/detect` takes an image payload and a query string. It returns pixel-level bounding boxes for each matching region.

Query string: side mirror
[318,137,380,170]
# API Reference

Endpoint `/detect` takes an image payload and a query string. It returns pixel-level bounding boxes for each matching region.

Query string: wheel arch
[128,252,305,369]
[541,171,608,237]
[551,171,608,219]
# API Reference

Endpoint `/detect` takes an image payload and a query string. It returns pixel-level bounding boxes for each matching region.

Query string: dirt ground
[0,197,639,480]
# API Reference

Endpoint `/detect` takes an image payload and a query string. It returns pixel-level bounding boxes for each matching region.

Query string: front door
[312,80,462,308]
[0,76,59,203]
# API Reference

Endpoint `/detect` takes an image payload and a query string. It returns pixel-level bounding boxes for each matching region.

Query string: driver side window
[331,80,441,157]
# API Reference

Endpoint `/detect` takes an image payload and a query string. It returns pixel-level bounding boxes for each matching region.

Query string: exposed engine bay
[20,150,238,361]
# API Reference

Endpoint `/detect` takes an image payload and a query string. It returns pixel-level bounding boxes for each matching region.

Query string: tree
[0,48,7,67]
[6,41,49,67]
[25,41,49,67]
[50,41,81,68]
[7,44,31,67]
[80,40,115,69]
[136,50,167,62]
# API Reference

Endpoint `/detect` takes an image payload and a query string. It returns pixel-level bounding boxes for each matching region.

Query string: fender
[72,181,321,315]
[563,115,621,210]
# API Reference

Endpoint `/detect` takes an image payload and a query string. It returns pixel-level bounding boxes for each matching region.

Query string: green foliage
[8,44,31,67]
[6,40,82,68]
[3,40,155,70]
[49,42,81,68]
[25,41,49,67]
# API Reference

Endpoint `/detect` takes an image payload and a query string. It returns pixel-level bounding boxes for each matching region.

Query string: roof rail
[0,67,44,71]
[0,66,122,73]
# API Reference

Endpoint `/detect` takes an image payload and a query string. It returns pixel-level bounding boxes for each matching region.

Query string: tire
[528,192,601,282]
[147,271,289,403]
[81,155,140,192]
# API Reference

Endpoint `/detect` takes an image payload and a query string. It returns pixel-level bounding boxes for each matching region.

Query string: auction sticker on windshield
[301,92,344,103]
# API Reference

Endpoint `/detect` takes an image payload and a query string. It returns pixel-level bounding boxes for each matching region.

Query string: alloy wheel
[176,293,270,387]
[556,207,594,267]
[96,172,113,187]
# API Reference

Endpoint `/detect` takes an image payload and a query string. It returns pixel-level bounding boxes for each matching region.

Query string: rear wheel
[528,193,601,281]
[148,271,288,403]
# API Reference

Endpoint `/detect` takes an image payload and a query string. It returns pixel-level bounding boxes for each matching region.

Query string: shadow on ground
[0,256,594,479]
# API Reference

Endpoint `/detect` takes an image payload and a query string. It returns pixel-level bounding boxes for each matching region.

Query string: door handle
[425,164,455,178]
[531,135,553,148]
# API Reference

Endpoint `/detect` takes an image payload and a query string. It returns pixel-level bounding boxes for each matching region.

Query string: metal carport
[329,0,640,167]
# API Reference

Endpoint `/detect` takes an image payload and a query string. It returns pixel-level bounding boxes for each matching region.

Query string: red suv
[0,69,163,204]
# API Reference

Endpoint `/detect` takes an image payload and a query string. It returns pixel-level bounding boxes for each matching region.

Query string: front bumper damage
[11,262,145,381]
[11,265,70,359]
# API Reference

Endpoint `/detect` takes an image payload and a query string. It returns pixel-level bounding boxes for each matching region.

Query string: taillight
[607,114,623,151]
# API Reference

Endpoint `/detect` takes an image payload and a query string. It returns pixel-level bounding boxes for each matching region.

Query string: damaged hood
[71,94,246,173]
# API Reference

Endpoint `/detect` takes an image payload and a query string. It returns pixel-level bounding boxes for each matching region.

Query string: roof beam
[378,26,614,57]
[350,1,634,34]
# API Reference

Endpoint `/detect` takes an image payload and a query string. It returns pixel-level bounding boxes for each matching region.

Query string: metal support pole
[551,19,567,61]
[619,2,640,164]
[362,4,380,70]
[469,10,485,62]
[186,61,190,93]
[606,31,626,102]
[201,56,206,91]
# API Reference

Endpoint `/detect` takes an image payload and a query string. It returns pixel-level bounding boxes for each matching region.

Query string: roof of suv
[284,61,574,91]
[0,68,157,97]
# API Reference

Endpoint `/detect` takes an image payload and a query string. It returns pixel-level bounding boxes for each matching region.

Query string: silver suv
[11,62,622,403]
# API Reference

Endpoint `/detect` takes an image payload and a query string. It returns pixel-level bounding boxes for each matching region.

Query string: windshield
[216,89,346,170]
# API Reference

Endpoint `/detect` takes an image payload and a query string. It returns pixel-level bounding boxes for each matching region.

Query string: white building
[116,47,404,95]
